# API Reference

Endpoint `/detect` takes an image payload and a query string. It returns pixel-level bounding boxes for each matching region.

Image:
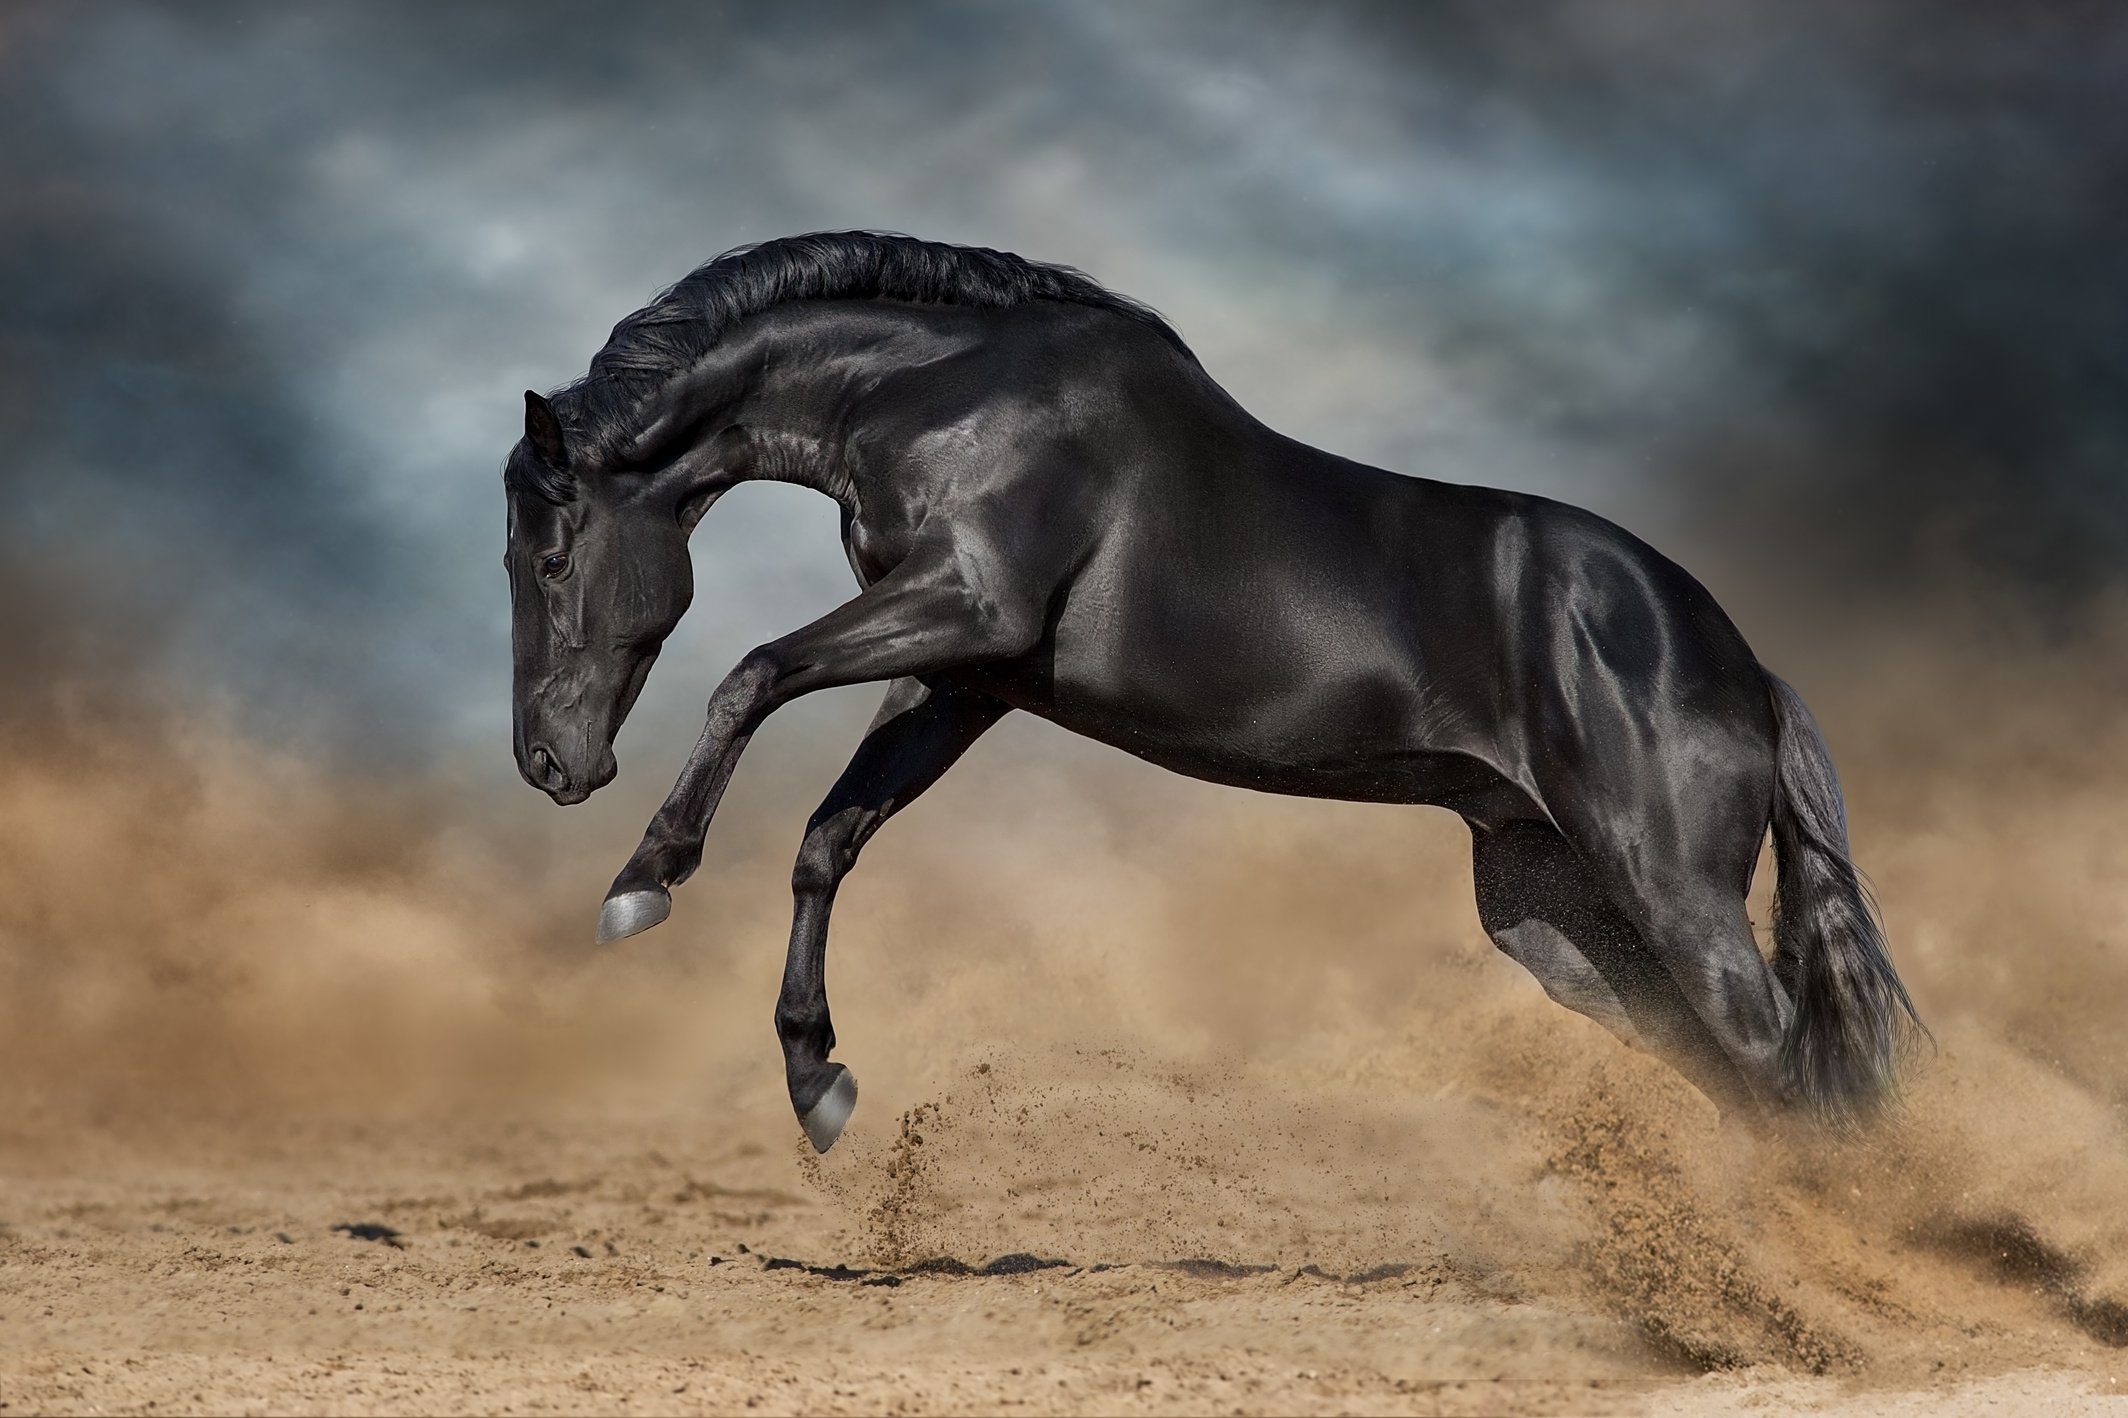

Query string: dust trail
[4,588,2128,1392]
[787,608,2128,1385]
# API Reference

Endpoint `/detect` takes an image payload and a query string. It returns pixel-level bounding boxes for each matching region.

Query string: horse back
[843,305,1773,809]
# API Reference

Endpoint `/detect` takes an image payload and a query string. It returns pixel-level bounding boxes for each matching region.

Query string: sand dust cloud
[3,606,2128,1413]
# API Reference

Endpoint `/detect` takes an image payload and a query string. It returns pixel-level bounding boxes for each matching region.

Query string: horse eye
[541,552,570,578]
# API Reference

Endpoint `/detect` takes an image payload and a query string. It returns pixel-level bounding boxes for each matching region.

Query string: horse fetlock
[626,842,699,890]
[775,1002,835,1053]
[596,886,671,944]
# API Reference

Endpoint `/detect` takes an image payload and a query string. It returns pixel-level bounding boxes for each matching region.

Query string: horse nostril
[528,744,564,788]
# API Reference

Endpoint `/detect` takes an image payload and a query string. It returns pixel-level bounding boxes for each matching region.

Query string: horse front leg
[594,647,774,942]
[596,553,1039,944]
[779,676,1008,1151]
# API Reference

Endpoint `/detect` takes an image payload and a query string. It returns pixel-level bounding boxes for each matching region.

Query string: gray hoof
[800,1068,859,1154]
[596,888,670,944]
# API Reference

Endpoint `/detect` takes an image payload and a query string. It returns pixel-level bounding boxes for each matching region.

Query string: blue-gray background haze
[4,1,2123,815]
[11,17,2128,1405]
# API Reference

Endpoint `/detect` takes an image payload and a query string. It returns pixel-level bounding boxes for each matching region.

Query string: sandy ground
[4,1032,2126,1417]
[6,642,2128,1415]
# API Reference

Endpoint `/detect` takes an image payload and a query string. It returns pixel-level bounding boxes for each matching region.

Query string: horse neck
[702,302,941,515]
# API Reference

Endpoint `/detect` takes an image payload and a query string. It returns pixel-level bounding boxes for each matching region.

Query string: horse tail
[1764,671,1924,1123]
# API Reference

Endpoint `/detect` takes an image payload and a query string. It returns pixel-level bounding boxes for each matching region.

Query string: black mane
[510,232,1189,503]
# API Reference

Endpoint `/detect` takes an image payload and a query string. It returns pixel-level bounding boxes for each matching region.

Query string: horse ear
[524,390,568,467]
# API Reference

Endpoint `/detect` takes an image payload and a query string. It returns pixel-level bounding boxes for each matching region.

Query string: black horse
[505,232,1920,1152]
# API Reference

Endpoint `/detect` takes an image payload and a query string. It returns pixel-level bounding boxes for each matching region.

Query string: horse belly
[972,577,1495,805]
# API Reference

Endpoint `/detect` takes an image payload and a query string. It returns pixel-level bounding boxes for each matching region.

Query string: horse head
[504,389,700,804]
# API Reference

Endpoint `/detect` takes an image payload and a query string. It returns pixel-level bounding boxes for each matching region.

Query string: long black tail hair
[1764,673,1926,1121]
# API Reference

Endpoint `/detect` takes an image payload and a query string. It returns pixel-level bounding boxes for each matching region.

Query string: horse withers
[503,231,1921,1153]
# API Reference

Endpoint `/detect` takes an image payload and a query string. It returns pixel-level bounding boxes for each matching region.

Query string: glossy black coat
[505,236,1918,1149]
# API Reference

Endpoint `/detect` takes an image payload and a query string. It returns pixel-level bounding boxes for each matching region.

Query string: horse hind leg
[1549,771,1795,1112]
[1470,820,1756,1109]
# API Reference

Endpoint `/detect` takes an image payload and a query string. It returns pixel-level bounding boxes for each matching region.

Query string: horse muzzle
[520,741,618,804]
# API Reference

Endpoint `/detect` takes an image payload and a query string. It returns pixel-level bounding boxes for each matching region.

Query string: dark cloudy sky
[4,2,2123,790]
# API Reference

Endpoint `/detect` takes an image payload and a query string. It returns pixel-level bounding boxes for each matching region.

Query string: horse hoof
[596,888,670,944]
[799,1066,859,1154]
